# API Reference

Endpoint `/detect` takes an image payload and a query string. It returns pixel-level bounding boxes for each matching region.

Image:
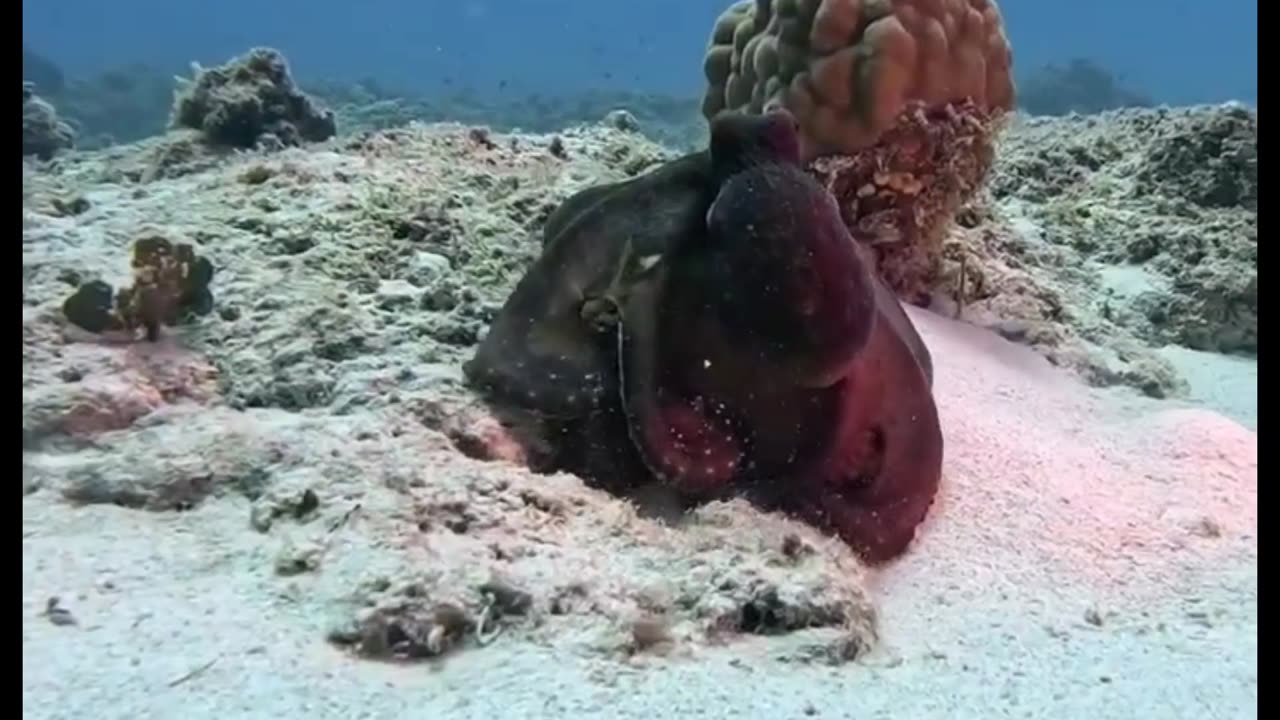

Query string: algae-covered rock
[172,47,336,149]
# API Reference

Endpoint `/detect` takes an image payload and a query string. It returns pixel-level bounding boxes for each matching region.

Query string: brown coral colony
[702,0,1015,159]
[61,236,215,342]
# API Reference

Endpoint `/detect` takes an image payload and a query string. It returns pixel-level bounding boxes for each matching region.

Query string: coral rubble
[61,233,215,341]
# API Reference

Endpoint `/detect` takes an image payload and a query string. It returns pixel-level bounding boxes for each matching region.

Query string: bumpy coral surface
[700,0,1015,303]
[171,47,336,149]
[702,0,1014,158]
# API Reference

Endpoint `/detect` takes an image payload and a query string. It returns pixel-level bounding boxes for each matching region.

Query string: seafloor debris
[327,582,476,661]
[61,233,215,341]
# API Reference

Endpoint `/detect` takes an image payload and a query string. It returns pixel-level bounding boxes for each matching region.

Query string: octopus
[464,109,942,564]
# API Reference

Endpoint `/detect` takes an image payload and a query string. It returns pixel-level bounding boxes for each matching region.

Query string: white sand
[1158,346,1258,430]
[23,307,1256,720]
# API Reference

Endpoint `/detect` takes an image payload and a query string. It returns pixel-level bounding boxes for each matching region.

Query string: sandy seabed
[22,118,1256,720]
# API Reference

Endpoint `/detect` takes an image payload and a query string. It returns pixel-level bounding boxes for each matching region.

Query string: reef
[688,2,1255,397]
[1017,58,1154,117]
[22,46,65,96]
[311,81,709,152]
[701,0,1014,157]
[981,104,1257,362]
[701,0,1016,302]
[55,63,176,149]
[20,70,1256,716]
[171,47,336,149]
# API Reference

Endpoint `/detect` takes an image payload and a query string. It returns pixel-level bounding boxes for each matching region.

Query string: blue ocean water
[22,0,1257,107]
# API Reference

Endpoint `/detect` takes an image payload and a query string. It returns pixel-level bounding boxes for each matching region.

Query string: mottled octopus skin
[617,266,749,496]
[704,160,879,387]
[462,151,715,420]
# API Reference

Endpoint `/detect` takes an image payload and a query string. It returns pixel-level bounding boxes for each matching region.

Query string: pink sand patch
[876,308,1256,616]
[53,339,221,438]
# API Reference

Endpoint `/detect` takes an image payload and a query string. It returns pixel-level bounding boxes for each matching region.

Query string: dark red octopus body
[618,110,943,563]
